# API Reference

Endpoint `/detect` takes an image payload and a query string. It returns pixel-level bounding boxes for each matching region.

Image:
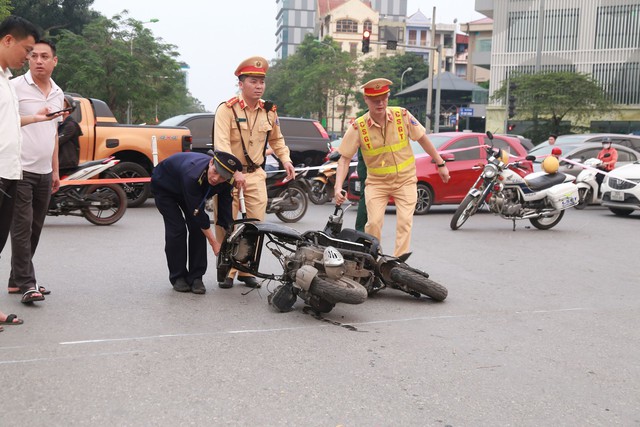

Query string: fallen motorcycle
[48,157,128,225]
[311,204,448,301]
[450,132,579,231]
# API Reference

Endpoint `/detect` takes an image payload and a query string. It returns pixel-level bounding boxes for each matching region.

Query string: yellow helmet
[498,149,509,165]
[542,155,559,174]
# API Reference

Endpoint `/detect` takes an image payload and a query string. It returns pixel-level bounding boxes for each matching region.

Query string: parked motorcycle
[308,150,340,205]
[266,166,310,223]
[48,157,128,225]
[575,155,610,209]
[450,132,579,231]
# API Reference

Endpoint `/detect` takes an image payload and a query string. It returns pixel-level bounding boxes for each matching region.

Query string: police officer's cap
[235,56,269,77]
[213,151,242,181]
[361,78,393,97]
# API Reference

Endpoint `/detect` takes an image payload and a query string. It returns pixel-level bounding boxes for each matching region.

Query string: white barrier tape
[558,157,637,186]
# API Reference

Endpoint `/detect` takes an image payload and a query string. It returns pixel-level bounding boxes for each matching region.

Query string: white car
[601,160,640,216]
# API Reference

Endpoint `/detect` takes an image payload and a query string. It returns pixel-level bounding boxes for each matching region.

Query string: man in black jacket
[57,95,81,176]
[151,151,241,294]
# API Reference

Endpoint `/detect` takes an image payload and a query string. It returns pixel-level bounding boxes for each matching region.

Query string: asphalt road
[0,200,638,426]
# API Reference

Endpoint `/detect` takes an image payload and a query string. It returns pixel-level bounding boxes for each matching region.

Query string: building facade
[478,0,640,134]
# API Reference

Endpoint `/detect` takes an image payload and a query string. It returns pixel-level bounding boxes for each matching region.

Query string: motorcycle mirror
[486,131,494,140]
[603,153,611,158]
[328,150,342,161]
[525,155,536,162]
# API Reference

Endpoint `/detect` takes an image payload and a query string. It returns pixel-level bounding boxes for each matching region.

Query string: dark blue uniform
[151,152,233,286]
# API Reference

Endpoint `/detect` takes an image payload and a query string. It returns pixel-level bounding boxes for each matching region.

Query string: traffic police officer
[151,151,241,294]
[334,78,450,256]
[213,55,295,289]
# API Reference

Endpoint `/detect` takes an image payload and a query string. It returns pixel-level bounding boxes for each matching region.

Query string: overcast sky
[90,0,484,113]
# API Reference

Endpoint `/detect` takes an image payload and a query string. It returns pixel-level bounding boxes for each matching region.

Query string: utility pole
[425,7,436,132]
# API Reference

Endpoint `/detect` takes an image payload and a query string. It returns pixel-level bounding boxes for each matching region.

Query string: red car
[347,132,532,214]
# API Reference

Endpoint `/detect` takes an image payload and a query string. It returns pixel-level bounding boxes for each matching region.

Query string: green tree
[356,52,429,113]
[9,0,99,35]
[493,71,613,138]
[266,34,357,134]
[0,0,13,21]
[54,14,202,123]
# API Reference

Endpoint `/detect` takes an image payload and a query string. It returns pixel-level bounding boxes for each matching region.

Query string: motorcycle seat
[524,172,569,191]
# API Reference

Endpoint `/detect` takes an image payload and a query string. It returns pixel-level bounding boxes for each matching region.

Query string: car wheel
[414,183,433,215]
[608,207,634,217]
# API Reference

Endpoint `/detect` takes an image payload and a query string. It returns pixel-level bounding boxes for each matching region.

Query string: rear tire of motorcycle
[81,184,127,226]
[108,162,150,208]
[275,185,308,223]
[575,188,591,210]
[414,183,433,215]
[389,267,448,301]
[309,276,367,305]
[529,210,564,230]
[309,181,331,205]
[450,193,482,230]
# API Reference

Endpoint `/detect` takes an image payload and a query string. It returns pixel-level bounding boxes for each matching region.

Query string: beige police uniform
[213,56,292,280]
[339,106,425,257]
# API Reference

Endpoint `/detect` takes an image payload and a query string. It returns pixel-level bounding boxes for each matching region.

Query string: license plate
[611,191,625,202]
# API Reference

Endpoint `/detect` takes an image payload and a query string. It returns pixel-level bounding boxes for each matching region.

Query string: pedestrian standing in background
[333,78,450,256]
[8,39,65,305]
[57,94,82,176]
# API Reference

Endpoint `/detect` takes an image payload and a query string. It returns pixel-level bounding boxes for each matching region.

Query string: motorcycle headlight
[483,164,498,179]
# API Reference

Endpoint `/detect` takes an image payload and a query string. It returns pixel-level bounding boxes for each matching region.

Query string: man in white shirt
[0,16,43,326]
[8,39,64,304]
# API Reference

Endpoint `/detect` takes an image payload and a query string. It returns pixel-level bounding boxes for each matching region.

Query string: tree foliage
[9,0,99,35]
[493,71,613,135]
[0,0,13,21]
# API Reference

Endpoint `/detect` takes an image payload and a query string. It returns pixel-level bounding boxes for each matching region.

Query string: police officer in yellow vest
[334,78,450,257]
[213,55,295,289]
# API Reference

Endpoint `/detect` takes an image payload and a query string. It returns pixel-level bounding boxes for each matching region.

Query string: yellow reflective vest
[356,107,415,177]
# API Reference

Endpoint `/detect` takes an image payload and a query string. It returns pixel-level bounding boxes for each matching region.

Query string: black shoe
[218,277,234,289]
[191,279,206,294]
[172,278,190,293]
[238,276,261,288]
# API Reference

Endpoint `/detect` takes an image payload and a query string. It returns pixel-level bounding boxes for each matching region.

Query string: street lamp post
[400,66,413,91]
[127,18,159,124]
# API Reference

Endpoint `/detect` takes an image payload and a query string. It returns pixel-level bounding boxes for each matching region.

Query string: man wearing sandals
[8,39,64,304]
[1,16,46,326]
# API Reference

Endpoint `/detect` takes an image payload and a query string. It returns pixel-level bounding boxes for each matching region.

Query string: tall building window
[507,10,538,52]
[595,4,640,49]
[336,19,358,33]
[543,8,579,51]
[364,20,372,33]
[420,30,427,46]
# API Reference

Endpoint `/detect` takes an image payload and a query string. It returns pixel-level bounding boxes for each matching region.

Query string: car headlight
[483,164,498,179]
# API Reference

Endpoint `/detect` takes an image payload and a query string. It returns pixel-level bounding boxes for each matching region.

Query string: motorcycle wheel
[529,210,564,230]
[309,180,331,205]
[275,185,308,223]
[389,267,448,301]
[450,193,482,230]
[309,276,367,305]
[107,162,150,208]
[81,184,127,226]
[414,183,433,215]
[575,188,592,210]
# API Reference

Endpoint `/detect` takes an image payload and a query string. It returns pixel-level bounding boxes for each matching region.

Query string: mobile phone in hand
[46,107,74,117]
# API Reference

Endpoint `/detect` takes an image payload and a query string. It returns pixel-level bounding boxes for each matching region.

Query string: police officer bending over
[151,151,242,294]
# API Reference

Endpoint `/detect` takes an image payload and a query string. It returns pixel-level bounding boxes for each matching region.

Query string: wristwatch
[437,161,446,168]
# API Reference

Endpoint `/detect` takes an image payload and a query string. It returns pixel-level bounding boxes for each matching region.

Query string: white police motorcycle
[450,132,579,231]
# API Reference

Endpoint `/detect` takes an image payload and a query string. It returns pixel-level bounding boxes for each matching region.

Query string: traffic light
[507,123,517,132]
[362,30,371,53]
[508,95,516,118]
[508,81,517,119]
